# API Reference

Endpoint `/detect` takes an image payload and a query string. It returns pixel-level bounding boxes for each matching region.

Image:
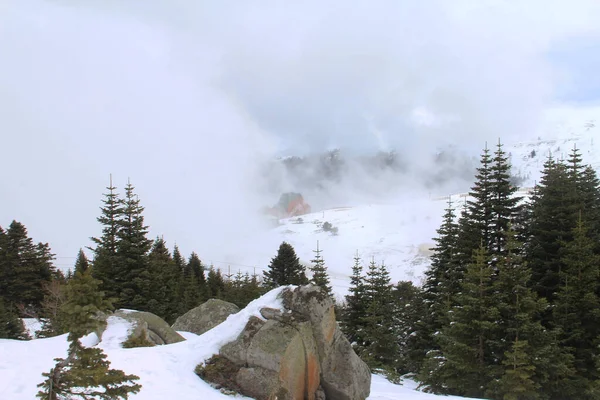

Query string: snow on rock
[1,286,483,400]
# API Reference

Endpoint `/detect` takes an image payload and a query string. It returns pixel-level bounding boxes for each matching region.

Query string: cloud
[1,0,600,266]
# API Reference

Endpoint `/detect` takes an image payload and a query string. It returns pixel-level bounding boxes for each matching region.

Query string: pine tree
[361,259,399,373]
[489,140,522,255]
[147,237,179,323]
[527,157,578,305]
[73,249,89,275]
[90,175,124,302]
[0,297,28,340]
[263,242,308,288]
[309,241,332,296]
[552,217,600,396]
[37,270,140,399]
[487,227,564,400]
[0,221,56,313]
[425,246,499,398]
[417,198,460,372]
[207,267,226,299]
[393,281,425,375]
[341,252,366,346]
[114,180,152,310]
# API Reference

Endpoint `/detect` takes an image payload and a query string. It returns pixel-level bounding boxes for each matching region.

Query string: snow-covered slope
[209,105,600,298]
[0,287,480,400]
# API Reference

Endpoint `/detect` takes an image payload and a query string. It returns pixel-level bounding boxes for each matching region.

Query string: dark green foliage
[114,181,153,310]
[60,270,113,341]
[121,329,155,348]
[526,157,578,304]
[416,199,460,371]
[146,237,180,324]
[0,221,56,314]
[90,176,124,302]
[73,249,89,275]
[0,297,28,340]
[309,241,332,296]
[552,218,600,397]
[423,246,499,398]
[340,253,367,346]
[37,279,68,338]
[262,241,308,288]
[207,266,226,299]
[37,340,141,400]
[223,271,264,308]
[360,259,399,372]
[392,281,425,375]
[37,266,140,399]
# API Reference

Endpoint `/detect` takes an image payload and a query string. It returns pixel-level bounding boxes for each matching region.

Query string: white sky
[2,0,600,268]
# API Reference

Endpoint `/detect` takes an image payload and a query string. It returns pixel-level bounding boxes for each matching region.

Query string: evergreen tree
[90,176,124,302]
[309,241,332,296]
[114,180,152,310]
[393,281,425,375]
[37,270,140,399]
[0,221,55,313]
[73,249,90,275]
[147,237,179,323]
[552,217,600,397]
[489,140,522,255]
[0,297,28,340]
[206,266,226,299]
[424,246,499,398]
[341,252,367,346]
[187,252,206,287]
[417,198,460,372]
[527,157,578,305]
[361,259,399,373]
[263,242,308,288]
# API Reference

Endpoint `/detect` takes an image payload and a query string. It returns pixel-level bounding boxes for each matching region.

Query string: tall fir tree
[423,246,499,398]
[0,221,56,313]
[147,237,180,323]
[340,252,366,346]
[360,259,399,373]
[0,297,28,340]
[309,241,332,296]
[73,249,90,275]
[37,270,141,399]
[417,198,460,372]
[552,217,600,397]
[90,175,124,302]
[526,157,578,305]
[114,180,153,310]
[263,242,308,288]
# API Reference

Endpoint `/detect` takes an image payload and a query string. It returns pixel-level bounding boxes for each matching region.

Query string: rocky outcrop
[210,285,371,400]
[172,299,240,335]
[112,310,185,346]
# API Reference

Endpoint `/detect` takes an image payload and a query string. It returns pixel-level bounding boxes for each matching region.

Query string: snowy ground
[203,105,600,300]
[0,287,481,400]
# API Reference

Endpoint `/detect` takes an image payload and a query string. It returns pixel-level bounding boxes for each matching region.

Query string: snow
[0,286,479,400]
[203,105,600,299]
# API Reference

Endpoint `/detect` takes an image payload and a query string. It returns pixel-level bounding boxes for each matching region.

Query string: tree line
[338,142,600,400]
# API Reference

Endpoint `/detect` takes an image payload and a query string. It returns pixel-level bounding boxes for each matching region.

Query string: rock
[220,316,265,365]
[259,307,283,321]
[111,310,185,346]
[210,284,371,400]
[172,299,240,335]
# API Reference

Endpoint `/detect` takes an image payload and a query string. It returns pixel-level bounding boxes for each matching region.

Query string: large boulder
[172,299,240,335]
[210,285,371,400]
[98,310,185,346]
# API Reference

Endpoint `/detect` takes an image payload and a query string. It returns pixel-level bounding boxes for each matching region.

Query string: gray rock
[172,299,240,335]
[220,316,265,365]
[211,284,370,400]
[259,307,283,321]
[111,310,185,346]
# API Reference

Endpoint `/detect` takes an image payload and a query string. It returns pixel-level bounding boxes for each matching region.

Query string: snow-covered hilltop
[210,105,600,298]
